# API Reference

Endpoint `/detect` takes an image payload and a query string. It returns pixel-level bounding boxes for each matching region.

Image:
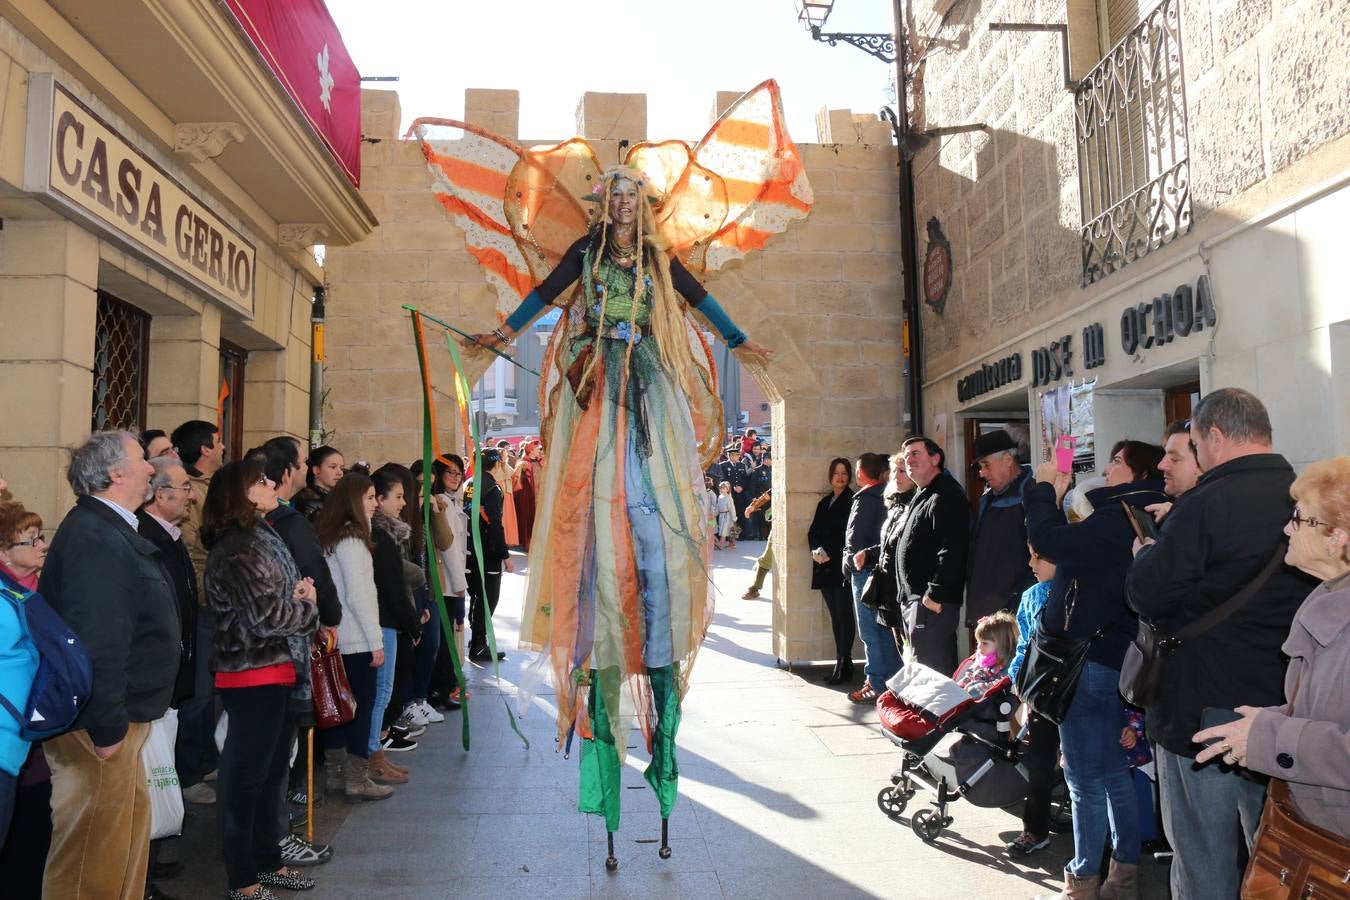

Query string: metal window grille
[91,291,150,432]
[1075,0,1191,286]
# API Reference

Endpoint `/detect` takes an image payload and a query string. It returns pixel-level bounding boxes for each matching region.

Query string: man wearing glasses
[1126,388,1319,900]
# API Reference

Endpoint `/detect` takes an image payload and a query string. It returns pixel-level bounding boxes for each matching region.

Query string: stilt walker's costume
[409,80,812,863]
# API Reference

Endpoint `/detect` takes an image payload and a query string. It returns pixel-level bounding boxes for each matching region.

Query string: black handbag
[1119,541,1287,707]
[1014,581,1103,724]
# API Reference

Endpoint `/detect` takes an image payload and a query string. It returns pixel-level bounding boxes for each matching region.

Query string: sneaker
[415,700,445,724]
[401,702,429,728]
[279,833,332,866]
[392,714,426,738]
[282,835,332,864]
[287,787,323,809]
[257,868,317,891]
[446,688,465,708]
[381,733,419,752]
[181,782,216,805]
[288,804,308,830]
[1005,831,1051,858]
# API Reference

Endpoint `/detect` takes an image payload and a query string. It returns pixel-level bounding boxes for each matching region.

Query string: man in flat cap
[965,430,1035,644]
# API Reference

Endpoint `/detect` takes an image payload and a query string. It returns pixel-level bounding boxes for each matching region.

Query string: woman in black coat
[1023,439,1166,899]
[807,458,855,684]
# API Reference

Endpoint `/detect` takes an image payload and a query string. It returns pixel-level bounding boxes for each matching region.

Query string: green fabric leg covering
[643,663,682,819]
[578,669,623,833]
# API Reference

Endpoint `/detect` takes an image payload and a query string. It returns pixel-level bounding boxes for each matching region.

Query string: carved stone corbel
[173,123,246,161]
[278,224,329,250]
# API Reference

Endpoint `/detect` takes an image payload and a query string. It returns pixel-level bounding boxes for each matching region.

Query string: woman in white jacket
[432,456,469,703]
[314,472,391,802]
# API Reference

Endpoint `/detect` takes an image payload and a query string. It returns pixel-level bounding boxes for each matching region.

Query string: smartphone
[1198,706,1241,745]
[1054,435,1076,474]
[1122,502,1160,542]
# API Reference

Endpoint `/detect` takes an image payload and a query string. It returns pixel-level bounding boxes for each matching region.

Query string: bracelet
[490,328,510,345]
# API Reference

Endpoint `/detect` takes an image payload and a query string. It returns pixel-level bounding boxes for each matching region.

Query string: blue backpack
[0,577,93,741]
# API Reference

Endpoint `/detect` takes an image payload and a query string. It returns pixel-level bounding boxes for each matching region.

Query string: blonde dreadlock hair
[573,164,706,404]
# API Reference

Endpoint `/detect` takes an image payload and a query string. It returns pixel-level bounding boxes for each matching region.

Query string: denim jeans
[851,570,901,692]
[1156,743,1266,899]
[368,627,398,753]
[1057,660,1140,876]
[410,597,443,703]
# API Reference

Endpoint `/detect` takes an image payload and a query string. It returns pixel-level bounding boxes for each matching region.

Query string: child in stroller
[876,613,1065,842]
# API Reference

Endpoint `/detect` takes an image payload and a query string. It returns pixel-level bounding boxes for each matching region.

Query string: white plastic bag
[214,710,228,753]
[142,709,184,840]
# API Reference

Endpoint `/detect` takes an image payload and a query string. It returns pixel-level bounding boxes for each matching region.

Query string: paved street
[172,541,1169,898]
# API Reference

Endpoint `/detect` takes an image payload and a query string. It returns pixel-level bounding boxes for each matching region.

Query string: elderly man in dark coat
[965,430,1035,645]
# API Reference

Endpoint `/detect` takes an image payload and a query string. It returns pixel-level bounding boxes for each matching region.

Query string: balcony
[1074,0,1191,286]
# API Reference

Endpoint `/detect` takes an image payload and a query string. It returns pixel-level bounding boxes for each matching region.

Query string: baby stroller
[874,662,1069,843]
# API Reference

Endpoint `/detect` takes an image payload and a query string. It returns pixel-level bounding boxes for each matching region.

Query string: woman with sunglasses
[201,459,319,899]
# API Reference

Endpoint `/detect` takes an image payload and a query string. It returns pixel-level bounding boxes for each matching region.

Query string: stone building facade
[907,0,1350,478]
[323,88,908,664]
[0,2,375,528]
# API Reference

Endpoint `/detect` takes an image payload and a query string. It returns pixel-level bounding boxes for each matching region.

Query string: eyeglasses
[9,536,47,549]
[255,476,276,489]
[158,484,194,495]
[1290,508,1326,530]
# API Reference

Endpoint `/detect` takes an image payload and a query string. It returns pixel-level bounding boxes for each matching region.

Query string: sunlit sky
[325,0,897,145]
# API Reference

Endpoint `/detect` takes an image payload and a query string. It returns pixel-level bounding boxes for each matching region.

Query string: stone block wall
[908,0,1350,387]
[323,88,906,663]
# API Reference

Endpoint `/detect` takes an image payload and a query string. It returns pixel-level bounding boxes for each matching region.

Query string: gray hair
[149,456,186,492]
[1191,387,1272,445]
[66,430,136,497]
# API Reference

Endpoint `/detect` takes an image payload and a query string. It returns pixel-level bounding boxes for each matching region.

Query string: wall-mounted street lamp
[794,0,897,63]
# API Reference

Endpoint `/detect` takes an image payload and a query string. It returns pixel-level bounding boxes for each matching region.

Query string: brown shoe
[344,754,393,802]
[368,750,408,785]
[1098,860,1138,900]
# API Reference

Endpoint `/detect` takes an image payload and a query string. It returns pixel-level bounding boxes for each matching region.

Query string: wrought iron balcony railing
[1074,0,1192,286]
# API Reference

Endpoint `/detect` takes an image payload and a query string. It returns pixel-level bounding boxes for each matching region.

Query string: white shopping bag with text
[142,709,184,840]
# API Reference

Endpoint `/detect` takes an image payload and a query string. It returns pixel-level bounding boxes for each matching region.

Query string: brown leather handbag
[1242,779,1350,898]
[310,631,356,730]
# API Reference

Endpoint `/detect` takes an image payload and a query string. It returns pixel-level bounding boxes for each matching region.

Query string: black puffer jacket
[204,523,318,674]
[1025,477,1168,669]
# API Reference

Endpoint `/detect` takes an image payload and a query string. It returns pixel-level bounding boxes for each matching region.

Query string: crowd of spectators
[807,387,1348,899]
[0,423,540,900]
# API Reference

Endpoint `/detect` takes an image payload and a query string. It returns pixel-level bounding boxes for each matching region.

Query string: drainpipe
[308,286,326,448]
[890,0,924,437]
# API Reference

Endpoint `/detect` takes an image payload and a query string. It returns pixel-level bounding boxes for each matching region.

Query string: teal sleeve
[695,293,747,349]
[503,290,547,334]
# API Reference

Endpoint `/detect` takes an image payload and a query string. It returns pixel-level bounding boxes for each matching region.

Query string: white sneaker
[416,700,445,724]
[401,702,429,727]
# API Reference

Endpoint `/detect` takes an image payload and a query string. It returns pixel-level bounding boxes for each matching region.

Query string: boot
[344,754,393,802]
[376,748,409,777]
[1098,860,1138,900]
[324,760,344,793]
[368,750,408,785]
[1035,868,1100,900]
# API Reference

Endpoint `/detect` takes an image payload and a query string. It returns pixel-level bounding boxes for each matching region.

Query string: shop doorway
[1164,381,1200,426]
[219,339,248,455]
[961,416,1032,512]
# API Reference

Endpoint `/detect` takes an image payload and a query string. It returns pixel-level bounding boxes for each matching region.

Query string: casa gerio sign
[922,217,952,315]
[23,76,257,311]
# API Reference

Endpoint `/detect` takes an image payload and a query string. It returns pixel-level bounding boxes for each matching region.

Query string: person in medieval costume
[413,79,812,871]
[513,439,543,552]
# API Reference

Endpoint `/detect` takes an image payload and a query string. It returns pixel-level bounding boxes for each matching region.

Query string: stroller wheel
[876,786,908,819]
[911,809,944,843]
[1048,778,1073,833]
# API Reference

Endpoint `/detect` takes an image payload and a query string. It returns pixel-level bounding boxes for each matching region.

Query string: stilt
[605,832,618,872]
[658,817,671,859]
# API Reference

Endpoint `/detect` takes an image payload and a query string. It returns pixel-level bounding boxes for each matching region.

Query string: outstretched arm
[468,237,590,349]
[670,257,772,361]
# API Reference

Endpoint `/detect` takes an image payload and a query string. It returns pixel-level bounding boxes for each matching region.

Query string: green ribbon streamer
[441,322,530,750]
[409,309,471,750]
